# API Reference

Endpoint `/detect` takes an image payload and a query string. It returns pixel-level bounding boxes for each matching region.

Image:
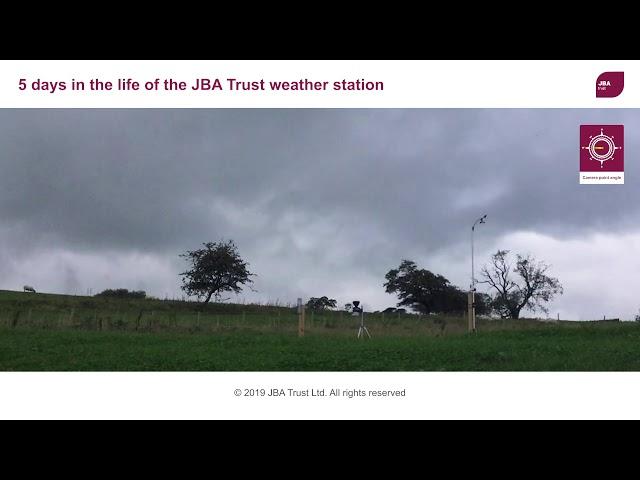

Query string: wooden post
[468,291,475,333]
[297,298,305,337]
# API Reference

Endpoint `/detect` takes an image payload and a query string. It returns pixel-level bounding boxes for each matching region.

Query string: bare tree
[480,250,563,319]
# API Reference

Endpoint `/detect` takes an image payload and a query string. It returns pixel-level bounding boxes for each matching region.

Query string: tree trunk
[203,291,215,304]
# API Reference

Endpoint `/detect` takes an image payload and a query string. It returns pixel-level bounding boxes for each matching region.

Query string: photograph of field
[1,109,639,371]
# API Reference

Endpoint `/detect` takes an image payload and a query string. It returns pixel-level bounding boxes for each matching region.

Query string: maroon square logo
[580,125,624,172]
[596,72,624,98]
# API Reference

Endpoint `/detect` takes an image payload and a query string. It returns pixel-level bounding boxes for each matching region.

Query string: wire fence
[0,307,478,336]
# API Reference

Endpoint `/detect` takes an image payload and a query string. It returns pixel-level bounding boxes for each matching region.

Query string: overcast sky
[1,109,638,319]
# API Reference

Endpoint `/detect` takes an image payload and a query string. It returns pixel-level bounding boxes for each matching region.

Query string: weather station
[469,214,487,333]
[352,301,371,339]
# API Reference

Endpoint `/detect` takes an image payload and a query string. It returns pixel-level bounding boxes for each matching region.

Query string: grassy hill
[0,289,571,335]
[2,289,640,371]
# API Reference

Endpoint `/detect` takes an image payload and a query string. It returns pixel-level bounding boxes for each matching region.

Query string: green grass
[2,289,639,371]
[2,324,640,371]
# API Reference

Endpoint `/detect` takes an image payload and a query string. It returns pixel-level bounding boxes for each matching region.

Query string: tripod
[357,310,371,339]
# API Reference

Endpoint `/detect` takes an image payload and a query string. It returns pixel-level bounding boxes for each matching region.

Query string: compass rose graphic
[581,127,622,168]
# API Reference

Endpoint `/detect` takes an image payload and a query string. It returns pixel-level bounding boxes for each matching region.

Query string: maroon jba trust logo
[596,72,624,98]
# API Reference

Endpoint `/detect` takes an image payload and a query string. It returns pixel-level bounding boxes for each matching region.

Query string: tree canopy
[307,296,338,311]
[179,240,255,304]
[384,260,471,315]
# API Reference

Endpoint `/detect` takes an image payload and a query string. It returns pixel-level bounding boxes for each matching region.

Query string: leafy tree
[179,240,255,304]
[384,260,467,314]
[480,250,563,319]
[307,296,338,311]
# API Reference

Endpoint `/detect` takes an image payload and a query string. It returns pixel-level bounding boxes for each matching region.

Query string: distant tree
[344,303,353,313]
[480,250,563,319]
[384,260,467,314]
[95,289,146,299]
[307,296,338,311]
[179,240,255,304]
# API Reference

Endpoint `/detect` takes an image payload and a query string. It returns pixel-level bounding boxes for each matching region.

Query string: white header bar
[1,60,637,108]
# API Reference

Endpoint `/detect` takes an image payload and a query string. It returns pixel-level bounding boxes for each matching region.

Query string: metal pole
[470,223,476,333]
[470,215,487,333]
[471,225,475,293]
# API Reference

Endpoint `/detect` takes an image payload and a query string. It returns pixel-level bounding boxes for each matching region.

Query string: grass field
[1,290,639,371]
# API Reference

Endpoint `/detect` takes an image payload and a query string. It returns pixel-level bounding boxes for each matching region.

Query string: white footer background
[0,372,638,420]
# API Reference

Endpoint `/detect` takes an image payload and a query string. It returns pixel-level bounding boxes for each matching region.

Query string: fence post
[467,291,475,333]
[297,298,305,337]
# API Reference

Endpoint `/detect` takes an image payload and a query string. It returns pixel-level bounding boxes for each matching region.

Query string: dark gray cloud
[1,109,638,318]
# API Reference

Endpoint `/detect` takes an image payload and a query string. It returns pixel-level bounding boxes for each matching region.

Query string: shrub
[95,289,146,299]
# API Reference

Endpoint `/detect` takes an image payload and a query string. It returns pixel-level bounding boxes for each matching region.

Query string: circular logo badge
[583,128,621,168]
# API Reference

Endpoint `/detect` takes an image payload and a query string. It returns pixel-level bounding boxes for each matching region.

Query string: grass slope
[2,289,638,371]
[2,325,640,371]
